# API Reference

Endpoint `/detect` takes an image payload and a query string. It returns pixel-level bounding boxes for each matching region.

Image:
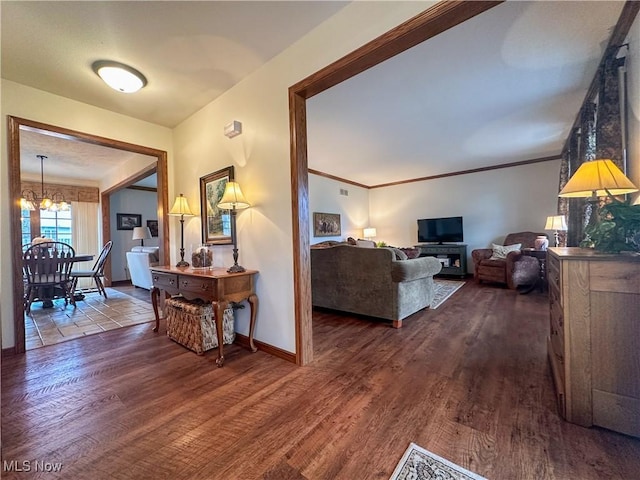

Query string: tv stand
[415,244,467,278]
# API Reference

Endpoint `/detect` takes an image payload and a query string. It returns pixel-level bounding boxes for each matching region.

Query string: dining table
[25,253,94,309]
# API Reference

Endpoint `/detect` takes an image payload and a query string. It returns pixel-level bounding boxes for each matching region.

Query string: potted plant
[582,196,640,253]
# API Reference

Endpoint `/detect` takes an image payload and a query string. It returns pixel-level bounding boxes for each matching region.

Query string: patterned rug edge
[389,442,487,480]
[430,280,465,310]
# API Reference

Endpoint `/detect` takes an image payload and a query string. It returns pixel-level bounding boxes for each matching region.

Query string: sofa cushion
[490,243,521,260]
[389,247,408,261]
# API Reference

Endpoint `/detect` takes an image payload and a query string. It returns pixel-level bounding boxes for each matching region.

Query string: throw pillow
[399,247,420,259]
[490,243,522,260]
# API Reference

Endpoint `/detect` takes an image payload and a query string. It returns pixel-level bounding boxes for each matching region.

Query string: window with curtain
[71,201,101,288]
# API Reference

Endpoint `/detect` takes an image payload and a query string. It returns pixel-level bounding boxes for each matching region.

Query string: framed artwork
[147,220,159,237]
[117,213,142,230]
[200,166,234,245]
[313,212,341,237]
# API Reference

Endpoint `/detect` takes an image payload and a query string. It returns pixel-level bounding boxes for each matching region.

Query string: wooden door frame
[288,1,503,365]
[8,116,169,354]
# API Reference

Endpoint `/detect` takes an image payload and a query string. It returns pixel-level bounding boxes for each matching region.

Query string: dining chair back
[22,241,76,314]
[70,241,113,299]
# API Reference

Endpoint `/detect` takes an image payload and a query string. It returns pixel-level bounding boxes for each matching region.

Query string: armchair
[472,231,545,289]
[126,246,160,290]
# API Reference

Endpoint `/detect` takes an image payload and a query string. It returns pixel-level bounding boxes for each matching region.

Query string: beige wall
[0,80,173,348]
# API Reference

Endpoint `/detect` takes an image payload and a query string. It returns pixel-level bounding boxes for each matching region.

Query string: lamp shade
[169,194,194,216]
[544,215,567,231]
[558,159,639,198]
[363,227,377,238]
[132,226,152,241]
[217,181,250,210]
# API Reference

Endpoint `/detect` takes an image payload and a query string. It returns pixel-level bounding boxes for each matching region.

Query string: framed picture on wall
[116,213,142,230]
[200,166,234,245]
[147,220,159,237]
[313,212,341,237]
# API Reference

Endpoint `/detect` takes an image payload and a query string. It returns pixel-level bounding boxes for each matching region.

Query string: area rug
[389,443,487,480]
[430,280,465,309]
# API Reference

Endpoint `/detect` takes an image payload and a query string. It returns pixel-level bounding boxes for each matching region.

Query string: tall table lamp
[217,181,250,273]
[363,227,377,241]
[169,193,194,267]
[558,159,638,198]
[132,226,152,246]
[544,215,567,247]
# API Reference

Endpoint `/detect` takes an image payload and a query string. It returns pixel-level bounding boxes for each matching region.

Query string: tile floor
[25,287,155,350]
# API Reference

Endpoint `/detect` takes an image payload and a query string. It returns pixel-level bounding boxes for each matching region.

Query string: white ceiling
[1,1,627,187]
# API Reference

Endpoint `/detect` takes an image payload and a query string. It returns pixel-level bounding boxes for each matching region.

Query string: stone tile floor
[25,287,155,350]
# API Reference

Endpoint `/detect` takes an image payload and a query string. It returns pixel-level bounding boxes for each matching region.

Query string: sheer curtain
[71,201,101,288]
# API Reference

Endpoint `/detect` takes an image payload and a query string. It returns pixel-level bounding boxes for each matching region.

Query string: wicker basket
[165,297,235,354]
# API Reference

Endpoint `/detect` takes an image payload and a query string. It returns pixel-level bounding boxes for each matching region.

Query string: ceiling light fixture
[92,60,147,93]
[20,155,69,212]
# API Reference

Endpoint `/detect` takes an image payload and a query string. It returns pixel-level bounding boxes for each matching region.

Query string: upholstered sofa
[310,244,442,327]
[126,246,159,290]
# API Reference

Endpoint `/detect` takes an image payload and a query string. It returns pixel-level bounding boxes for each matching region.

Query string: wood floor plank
[2,281,640,479]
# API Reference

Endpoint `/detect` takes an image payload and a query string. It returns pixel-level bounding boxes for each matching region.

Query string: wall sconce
[224,120,242,138]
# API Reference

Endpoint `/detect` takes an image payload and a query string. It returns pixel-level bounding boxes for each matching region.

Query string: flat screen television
[417,216,463,244]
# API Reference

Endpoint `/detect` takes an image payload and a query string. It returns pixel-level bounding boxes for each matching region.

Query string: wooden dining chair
[70,241,113,299]
[22,241,76,314]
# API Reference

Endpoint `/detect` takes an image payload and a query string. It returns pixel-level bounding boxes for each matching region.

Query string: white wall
[0,80,172,348]
[110,189,160,282]
[309,175,370,243]
[627,14,640,204]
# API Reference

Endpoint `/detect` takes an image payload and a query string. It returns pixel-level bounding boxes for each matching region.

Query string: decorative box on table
[165,296,235,354]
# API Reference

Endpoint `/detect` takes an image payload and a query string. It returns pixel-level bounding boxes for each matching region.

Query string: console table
[150,266,259,367]
[415,244,467,277]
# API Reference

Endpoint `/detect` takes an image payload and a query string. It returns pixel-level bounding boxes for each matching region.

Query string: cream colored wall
[0,80,172,348]
[627,14,640,204]
[368,160,562,272]
[309,175,370,243]
[171,1,433,352]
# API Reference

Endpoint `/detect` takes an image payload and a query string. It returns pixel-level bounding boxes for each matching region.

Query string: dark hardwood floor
[2,281,639,479]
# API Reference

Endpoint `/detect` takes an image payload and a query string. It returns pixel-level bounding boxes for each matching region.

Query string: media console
[415,244,467,278]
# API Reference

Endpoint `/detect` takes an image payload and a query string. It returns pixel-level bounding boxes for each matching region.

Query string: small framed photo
[313,212,341,237]
[117,213,142,230]
[147,219,159,237]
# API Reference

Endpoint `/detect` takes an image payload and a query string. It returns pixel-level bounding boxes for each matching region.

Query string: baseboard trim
[234,334,297,364]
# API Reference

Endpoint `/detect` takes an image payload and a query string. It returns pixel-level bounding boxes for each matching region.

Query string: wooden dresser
[547,247,640,437]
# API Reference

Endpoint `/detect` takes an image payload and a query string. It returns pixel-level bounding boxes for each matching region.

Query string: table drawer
[152,272,179,289]
[179,276,215,296]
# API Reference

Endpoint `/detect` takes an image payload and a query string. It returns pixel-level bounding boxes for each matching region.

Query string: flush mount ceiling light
[92,60,147,93]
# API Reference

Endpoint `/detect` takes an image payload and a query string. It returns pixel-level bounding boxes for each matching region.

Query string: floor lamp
[217,181,250,273]
[169,193,194,267]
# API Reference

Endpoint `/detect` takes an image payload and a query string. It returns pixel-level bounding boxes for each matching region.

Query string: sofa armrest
[391,256,442,282]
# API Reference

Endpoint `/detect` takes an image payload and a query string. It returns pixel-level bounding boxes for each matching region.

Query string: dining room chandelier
[20,155,70,212]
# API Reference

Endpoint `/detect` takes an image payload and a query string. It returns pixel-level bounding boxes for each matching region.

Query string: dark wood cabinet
[415,244,467,277]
